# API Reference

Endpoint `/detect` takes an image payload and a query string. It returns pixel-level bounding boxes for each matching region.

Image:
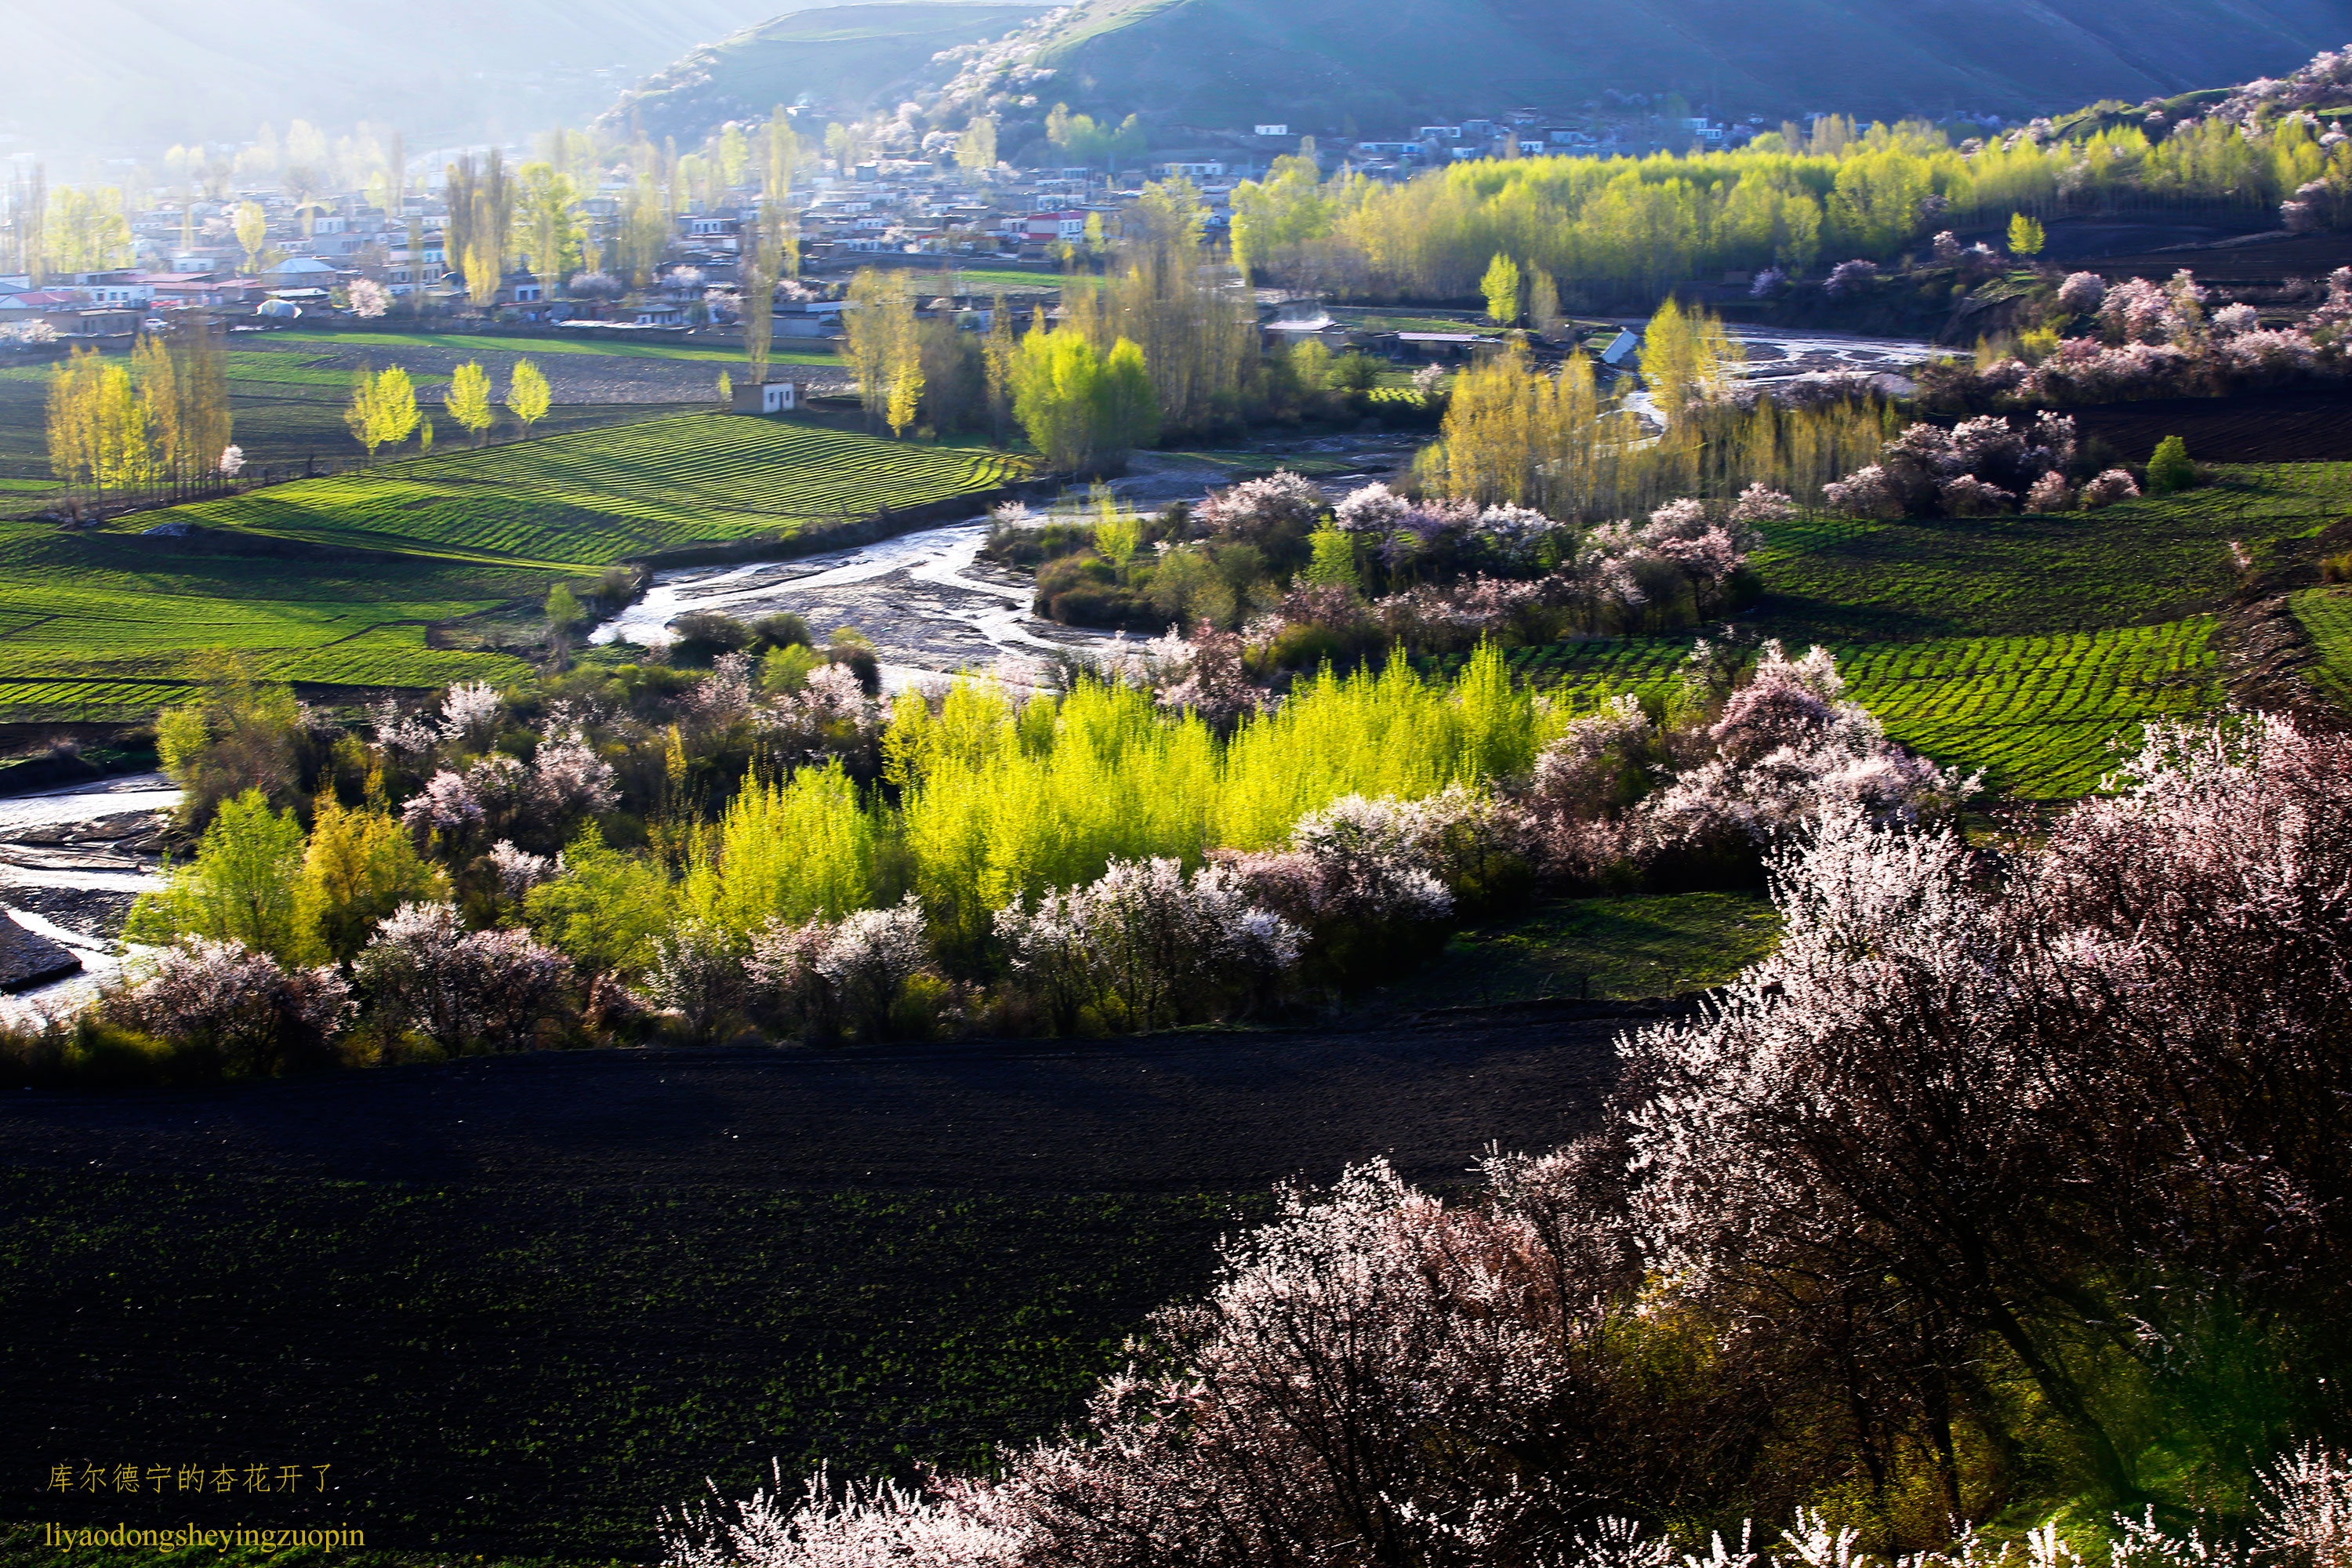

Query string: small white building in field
[732,379,797,415]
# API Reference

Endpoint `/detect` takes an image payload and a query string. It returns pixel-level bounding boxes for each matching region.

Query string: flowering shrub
[2024,470,2073,512]
[1525,644,1973,887]
[488,840,557,899]
[352,902,570,1050]
[747,895,930,1040]
[644,919,746,1042]
[994,858,1299,1031]
[2056,270,2107,314]
[1824,258,1879,296]
[1928,265,2351,408]
[1192,470,1325,546]
[1149,622,1268,728]
[437,680,506,749]
[103,938,351,1077]
[1824,413,2074,518]
[2081,467,2141,507]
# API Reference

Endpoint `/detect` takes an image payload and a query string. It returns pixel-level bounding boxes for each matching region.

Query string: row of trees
[833,179,1282,465]
[342,358,550,459]
[1221,104,2352,301]
[44,327,234,510]
[1417,297,1900,519]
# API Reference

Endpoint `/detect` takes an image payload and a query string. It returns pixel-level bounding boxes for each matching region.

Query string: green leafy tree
[232,201,270,273]
[1305,525,1359,590]
[545,583,587,636]
[296,795,448,963]
[2007,212,2046,257]
[957,115,997,176]
[127,789,313,961]
[1482,254,1523,326]
[2147,434,2195,493]
[1010,328,1158,474]
[506,359,550,437]
[445,361,494,445]
[344,365,422,459]
[524,829,673,978]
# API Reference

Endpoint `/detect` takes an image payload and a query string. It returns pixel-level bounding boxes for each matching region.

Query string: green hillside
[1020,0,2347,128]
[604,1,1054,140]
[629,0,2351,139]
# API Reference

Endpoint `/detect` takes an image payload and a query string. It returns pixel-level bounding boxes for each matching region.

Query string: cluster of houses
[0,98,1798,347]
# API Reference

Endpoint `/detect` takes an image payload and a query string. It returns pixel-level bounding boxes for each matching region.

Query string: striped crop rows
[173,415,1029,567]
[1502,616,2220,800]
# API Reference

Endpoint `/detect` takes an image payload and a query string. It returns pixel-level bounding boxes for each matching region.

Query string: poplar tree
[506,359,550,437]
[844,269,921,434]
[1010,328,1157,474]
[957,115,997,176]
[1482,254,1523,326]
[445,361,494,445]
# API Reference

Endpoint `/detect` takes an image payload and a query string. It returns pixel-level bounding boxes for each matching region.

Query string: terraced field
[1505,618,2219,799]
[154,414,1031,567]
[1753,463,2348,640]
[0,521,537,721]
[1465,466,2352,798]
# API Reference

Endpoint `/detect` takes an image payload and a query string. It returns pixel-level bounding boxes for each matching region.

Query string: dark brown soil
[2067,387,2352,463]
[2086,231,2352,286]
[0,1020,1621,1193]
[0,1023,1622,1557]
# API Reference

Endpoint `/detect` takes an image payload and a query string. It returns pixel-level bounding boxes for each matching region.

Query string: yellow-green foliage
[684,761,876,937]
[1236,116,2339,299]
[684,646,1558,946]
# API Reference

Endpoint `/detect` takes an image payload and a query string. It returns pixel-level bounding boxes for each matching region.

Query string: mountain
[609,0,2352,145]
[5,0,813,160]
[1023,0,2352,129]
[600,2,1057,141]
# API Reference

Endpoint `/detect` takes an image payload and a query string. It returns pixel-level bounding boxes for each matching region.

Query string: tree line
[1225,111,2352,304]
[43,325,234,511]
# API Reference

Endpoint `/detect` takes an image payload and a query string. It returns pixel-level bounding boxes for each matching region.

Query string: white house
[731,378,797,414]
[1253,123,1290,136]
[1023,209,1090,242]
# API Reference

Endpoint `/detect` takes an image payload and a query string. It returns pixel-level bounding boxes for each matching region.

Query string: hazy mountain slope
[601,2,1056,140]
[1025,0,2352,125]
[5,0,826,158]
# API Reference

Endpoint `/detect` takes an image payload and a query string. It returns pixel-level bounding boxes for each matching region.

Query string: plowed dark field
[2089,231,2352,285]
[0,1021,1621,1559]
[2071,389,2352,463]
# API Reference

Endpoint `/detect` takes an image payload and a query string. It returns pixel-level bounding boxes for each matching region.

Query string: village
[0,98,1894,347]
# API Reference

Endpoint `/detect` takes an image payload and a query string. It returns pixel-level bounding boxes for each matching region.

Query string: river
[0,772,181,1015]
[586,442,1421,688]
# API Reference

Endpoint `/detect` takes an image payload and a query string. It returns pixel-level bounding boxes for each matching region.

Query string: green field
[1475,463,2349,797]
[148,415,1029,568]
[0,414,1028,718]
[1506,617,2219,799]
[1369,891,1784,1011]
[2292,584,2352,704]
[256,328,840,368]
[0,520,538,720]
